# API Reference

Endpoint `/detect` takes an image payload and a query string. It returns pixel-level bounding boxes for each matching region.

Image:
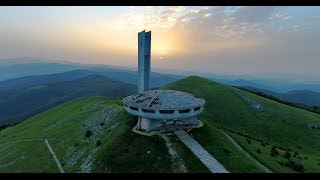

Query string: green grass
[2,75,320,173]
[167,135,210,173]
[188,123,263,173]
[229,132,320,173]
[0,141,58,173]
[93,114,173,172]
[163,76,320,173]
[0,96,125,172]
[0,95,207,173]
[93,113,210,173]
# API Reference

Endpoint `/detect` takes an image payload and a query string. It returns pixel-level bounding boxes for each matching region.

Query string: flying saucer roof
[122,90,205,110]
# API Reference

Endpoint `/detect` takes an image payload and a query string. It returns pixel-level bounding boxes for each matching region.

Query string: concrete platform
[174,130,229,173]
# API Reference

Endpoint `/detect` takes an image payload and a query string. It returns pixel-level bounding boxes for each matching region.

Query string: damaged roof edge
[123,89,206,110]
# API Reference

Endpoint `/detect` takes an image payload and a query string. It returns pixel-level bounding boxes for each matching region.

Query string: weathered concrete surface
[138,30,151,93]
[123,90,205,110]
[131,120,204,136]
[173,130,229,173]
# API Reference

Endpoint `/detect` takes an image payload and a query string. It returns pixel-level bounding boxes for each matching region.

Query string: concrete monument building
[123,30,206,134]
[138,30,151,93]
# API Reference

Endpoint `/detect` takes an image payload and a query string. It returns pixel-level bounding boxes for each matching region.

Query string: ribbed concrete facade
[138,30,151,93]
[124,105,204,120]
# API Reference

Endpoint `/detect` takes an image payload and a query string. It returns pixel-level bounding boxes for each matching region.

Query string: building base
[132,119,204,136]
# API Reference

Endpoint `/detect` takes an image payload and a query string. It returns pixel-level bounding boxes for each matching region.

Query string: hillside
[239,86,320,107]
[162,76,320,173]
[0,75,136,126]
[0,96,208,173]
[1,76,320,173]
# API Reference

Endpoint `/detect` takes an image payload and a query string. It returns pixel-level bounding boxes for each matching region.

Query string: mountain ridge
[1,75,320,172]
[0,75,136,126]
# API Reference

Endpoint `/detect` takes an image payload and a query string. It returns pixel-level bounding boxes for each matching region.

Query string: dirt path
[44,139,65,173]
[0,139,43,146]
[160,134,187,173]
[219,129,273,173]
[0,138,83,146]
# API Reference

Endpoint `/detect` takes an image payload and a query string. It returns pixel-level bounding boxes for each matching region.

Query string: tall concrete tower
[138,30,151,93]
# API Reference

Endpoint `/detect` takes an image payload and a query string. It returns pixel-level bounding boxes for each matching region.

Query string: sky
[0,6,320,77]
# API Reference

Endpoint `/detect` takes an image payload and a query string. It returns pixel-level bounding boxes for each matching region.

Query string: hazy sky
[1,6,320,76]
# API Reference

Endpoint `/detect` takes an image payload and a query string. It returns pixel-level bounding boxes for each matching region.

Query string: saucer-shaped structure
[123,90,205,120]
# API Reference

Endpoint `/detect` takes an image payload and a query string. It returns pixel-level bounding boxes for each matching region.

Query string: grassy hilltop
[0,76,320,172]
[162,76,320,173]
[0,96,206,173]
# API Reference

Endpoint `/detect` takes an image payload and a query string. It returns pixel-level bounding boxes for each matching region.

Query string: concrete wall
[140,117,149,130]
[140,117,199,132]
[138,30,151,93]
[124,105,204,120]
[146,119,163,132]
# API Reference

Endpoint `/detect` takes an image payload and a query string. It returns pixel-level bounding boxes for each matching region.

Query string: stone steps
[173,130,229,173]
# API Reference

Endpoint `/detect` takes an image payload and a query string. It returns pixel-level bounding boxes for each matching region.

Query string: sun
[159,56,163,60]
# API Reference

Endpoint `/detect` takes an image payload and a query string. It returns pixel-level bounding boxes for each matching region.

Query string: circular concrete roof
[122,90,205,110]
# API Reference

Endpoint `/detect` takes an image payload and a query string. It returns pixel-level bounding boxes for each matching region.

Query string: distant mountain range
[214,78,320,94]
[0,75,136,126]
[207,78,320,107]
[0,69,94,91]
[0,58,319,125]
[0,59,183,126]
[282,90,320,106]
[0,60,184,88]
[0,62,79,81]
[238,86,320,107]
[1,58,320,93]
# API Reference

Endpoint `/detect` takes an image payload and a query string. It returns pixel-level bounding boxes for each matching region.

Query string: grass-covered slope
[2,75,319,173]
[0,96,124,172]
[0,96,207,173]
[163,76,320,173]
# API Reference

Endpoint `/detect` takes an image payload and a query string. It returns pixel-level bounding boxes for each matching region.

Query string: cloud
[313,15,320,23]
[167,6,274,50]
[170,6,186,13]
[117,6,188,32]
[98,6,320,62]
[270,13,292,21]
[1,6,320,76]
[130,6,320,75]
[116,6,272,53]
[287,25,300,32]
[231,6,277,23]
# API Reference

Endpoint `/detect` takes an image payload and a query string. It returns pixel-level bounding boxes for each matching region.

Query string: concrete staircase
[173,130,229,173]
